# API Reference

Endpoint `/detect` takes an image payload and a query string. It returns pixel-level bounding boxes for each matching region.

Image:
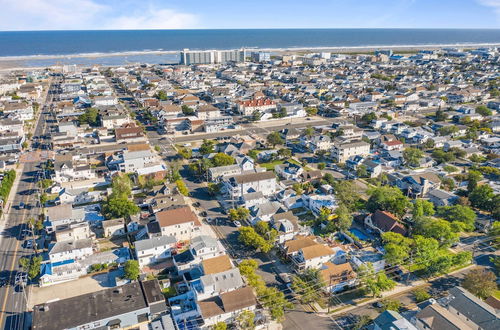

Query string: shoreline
[0,42,499,62]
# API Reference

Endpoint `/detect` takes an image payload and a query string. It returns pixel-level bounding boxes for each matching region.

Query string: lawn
[258,158,302,171]
[493,290,500,299]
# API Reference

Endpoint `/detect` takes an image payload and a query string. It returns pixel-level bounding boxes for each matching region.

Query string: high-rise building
[251,51,271,62]
[180,49,246,65]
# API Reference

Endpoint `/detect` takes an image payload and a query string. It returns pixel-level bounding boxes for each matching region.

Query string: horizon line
[2,27,500,33]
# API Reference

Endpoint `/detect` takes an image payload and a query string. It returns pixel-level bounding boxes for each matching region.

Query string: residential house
[173,235,225,274]
[364,210,407,236]
[135,235,177,268]
[53,154,96,183]
[443,287,500,330]
[271,212,301,244]
[414,303,473,330]
[275,161,304,180]
[426,189,458,207]
[373,310,418,330]
[223,171,277,200]
[48,238,93,263]
[45,204,85,230]
[291,243,335,271]
[102,218,126,237]
[115,124,146,143]
[302,193,337,215]
[237,99,276,116]
[320,262,357,293]
[32,280,167,330]
[198,287,257,327]
[154,206,201,242]
[194,268,244,301]
[332,141,370,163]
[54,222,92,242]
[350,248,386,273]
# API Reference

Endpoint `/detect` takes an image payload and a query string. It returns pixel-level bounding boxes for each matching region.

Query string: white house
[350,248,386,273]
[135,235,177,268]
[155,206,202,242]
[223,171,277,200]
[198,287,257,327]
[195,268,244,301]
[291,243,335,271]
[48,238,93,263]
[332,141,370,163]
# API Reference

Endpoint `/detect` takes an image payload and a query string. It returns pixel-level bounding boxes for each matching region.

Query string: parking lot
[28,269,122,308]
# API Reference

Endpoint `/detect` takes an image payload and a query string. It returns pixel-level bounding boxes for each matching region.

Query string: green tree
[102,197,140,219]
[440,177,456,191]
[382,232,412,265]
[443,165,458,173]
[212,322,227,330]
[266,132,284,147]
[467,170,483,193]
[436,205,476,231]
[181,105,195,115]
[258,286,292,322]
[236,310,255,330]
[278,148,292,159]
[333,180,361,211]
[356,164,368,178]
[317,162,326,170]
[403,147,424,167]
[303,126,315,138]
[361,112,377,123]
[476,105,492,117]
[412,288,431,302]
[155,90,168,100]
[38,179,53,189]
[124,260,140,280]
[469,184,494,211]
[414,217,459,247]
[175,179,189,196]
[380,299,402,312]
[432,149,455,164]
[366,186,410,217]
[292,269,325,304]
[462,269,497,299]
[238,227,273,253]
[251,110,262,121]
[78,107,99,126]
[358,263,396,297]
[200,139,215,155]
[177,146,192,159]
[412,199,435,217]
[212,153,235,167]
[412,235,440,268]
[335,204,353,232]
[19,256,43,280]
[207,182,221,196]
[110,174,132,198]
[305,107,318,116]
[435,109,447,121]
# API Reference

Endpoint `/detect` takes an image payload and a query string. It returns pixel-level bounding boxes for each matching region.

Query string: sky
[0,0,499,31]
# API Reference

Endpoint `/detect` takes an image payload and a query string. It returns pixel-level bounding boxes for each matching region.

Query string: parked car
[234,221,242,227]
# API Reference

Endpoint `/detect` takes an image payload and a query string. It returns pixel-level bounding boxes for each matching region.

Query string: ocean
[1,29,499,67]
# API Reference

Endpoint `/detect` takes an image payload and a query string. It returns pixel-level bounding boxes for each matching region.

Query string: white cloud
[0,0,198,30]
[104,8,198,30]
[477,0,500,20]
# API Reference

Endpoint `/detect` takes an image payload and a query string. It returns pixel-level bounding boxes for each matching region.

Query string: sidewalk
[312,263,477,317]
[0,163,25,242]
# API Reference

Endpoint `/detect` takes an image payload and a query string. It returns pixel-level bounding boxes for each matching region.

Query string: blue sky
[0,0,499,30]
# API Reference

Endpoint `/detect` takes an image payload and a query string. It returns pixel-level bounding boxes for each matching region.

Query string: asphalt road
[147,119,334,144]
[0,84,53,330]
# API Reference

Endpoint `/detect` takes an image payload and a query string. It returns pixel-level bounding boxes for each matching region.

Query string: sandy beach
[0,42,498,71]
